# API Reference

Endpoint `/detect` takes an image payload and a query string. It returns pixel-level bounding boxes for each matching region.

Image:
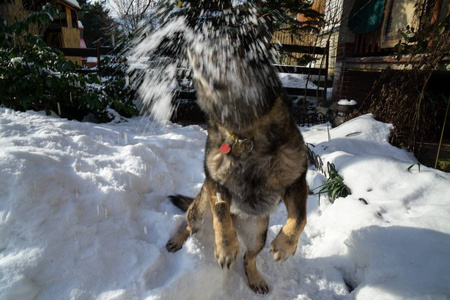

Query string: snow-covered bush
[0,3,138,122]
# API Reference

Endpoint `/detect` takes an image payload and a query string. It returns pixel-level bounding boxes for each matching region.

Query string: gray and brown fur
[166,49,308,294]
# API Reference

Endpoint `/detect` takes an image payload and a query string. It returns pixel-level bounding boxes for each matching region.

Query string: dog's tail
[168,194,194,212]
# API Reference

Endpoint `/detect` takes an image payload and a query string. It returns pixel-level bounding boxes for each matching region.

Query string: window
[380,0,417,48]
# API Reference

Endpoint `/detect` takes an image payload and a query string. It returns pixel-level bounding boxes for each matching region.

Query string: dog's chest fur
[205,98,307,217]
[215,153,281,216]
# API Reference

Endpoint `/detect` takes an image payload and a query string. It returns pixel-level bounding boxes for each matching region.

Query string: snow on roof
[60,0,81,10]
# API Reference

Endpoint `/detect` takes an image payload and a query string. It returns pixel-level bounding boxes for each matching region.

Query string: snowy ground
[1,109,449,300]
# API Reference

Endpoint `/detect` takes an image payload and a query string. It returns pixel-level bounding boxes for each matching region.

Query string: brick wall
[332,41,382,103]
[333,70,381,102]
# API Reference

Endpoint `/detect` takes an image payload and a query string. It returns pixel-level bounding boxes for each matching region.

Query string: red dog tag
[220,143,231,154]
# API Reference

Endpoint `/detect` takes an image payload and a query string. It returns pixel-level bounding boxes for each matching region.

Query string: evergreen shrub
[0,3,139,122]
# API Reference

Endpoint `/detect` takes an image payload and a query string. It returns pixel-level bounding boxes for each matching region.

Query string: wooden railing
[176,43,330,103]
[274,42,330,103]
[57,43,330,103]
[57,43,113,68]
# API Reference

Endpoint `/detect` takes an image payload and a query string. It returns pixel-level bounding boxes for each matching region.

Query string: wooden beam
[57,47,112,56]
[65,6,72,28]
[176,88,325,100]
[355,34,360,55]
[431,0,444,24]
[279,44,327,55]
[359,34,365,54]
[274,65,327,75]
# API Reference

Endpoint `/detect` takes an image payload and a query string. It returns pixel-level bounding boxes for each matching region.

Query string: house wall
[333,66,381,102]
[331,0,393,103]
[0,0,29,23]
[332,0,358,101]
[0,0,38,44]
[273,0,345,74]
[1,0,81,65]
[61,27,81,65]
[296,0,353,84]
[318,0,345,75]
[315,30,338,76]
[331,0,450,103]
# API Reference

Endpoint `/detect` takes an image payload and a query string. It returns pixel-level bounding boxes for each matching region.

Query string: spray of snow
[128,1,279,123]
[128,16,189,121]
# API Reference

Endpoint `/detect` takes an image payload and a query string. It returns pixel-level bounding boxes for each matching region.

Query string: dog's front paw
[270,228,298,262]
[214,235,239,269]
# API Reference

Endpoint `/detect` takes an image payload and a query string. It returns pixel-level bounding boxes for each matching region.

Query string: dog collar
[220,131,254,156]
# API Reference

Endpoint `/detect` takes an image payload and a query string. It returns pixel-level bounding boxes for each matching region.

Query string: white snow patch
[279,73,319,89]
[0,109,449,299]
[337,99,357,106]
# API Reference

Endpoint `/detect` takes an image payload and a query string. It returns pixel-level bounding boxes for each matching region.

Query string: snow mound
[1,109,449,299]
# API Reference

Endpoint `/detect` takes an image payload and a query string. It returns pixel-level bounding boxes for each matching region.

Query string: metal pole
[435,94,450,169]
[324,40,330,104]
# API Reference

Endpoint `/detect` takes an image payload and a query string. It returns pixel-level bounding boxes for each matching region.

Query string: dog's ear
[187,49,215,97]
[186,49,197,69]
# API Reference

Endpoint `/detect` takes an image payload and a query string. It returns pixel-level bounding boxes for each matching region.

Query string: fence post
[96,41,101,68]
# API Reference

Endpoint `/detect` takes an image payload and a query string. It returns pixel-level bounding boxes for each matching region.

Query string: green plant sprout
[315,162,351,204]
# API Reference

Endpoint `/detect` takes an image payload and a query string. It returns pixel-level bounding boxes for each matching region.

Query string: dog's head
[187,32,281,130]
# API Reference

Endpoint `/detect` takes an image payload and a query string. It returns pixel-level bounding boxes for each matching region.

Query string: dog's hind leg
[166,223,191,252]
[166,187,210,252]
[234,215,270,294]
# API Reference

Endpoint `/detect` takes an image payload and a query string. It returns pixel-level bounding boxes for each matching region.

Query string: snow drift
[1,109,449,299]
